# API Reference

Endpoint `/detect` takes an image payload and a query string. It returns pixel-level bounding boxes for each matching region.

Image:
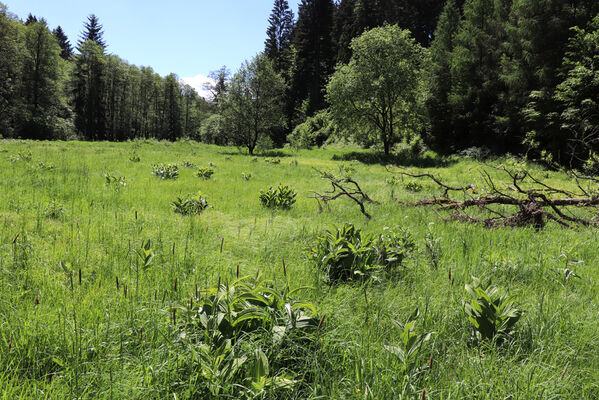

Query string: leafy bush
[196,167,215,180]
[44,201,64,219]
[384,308,432,375]
[9,151,32,162]
[386,175,401,185]
[259,185,297,209]
[199,114,227,145]
[404,180,423,192]
[265,157,281,164]
[181,160,196,168]
[463,277,523,343]
[129,153,140,162]
[172,192,210,215]
[152,163,178,180]
[309,223,414,283]
[242,172,252,181]
[104,173,126,192]
[35,160,55,170]
[179,275,321,397]
[289,110,337,149]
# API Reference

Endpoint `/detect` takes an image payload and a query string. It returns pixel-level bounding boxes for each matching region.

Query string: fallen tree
[310,167,377,219]
[389,164,599,229]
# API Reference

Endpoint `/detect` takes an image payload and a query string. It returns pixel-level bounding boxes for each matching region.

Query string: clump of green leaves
[259,185,297,209]
[309,223,414,283]
[405,180,423,192]
[463,277,523,343]
[33,160,55,170]
[44,201,64,219]
[181,160,196,168]
[9,151,32,162]
[179,274,321,397]
[242,172,252,181]
[129,153,140,162]
[384,308,432,375]
[152,163,178,180]
[196,167,215,180]
[386,175,401,185]
[265,157,281,164]
[104,173,126,192]
[172,192,210,215]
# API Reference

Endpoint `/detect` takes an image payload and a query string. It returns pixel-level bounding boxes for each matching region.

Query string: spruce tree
[78,14,106,50]
[24,13,37,25]
[264,0,295,72]
[426,0,461,151]
[292,0,335,116]
[448,0,511,151]
[53,26,72,60]
[332,0,357,64]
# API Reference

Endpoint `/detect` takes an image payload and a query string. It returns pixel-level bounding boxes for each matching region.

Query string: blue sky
[6,0,301,94]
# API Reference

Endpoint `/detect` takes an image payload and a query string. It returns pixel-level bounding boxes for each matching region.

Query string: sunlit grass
[0,139,598,398]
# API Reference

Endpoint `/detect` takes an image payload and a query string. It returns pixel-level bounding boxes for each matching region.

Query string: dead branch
[389,166,599,230]
[311,168,377,219]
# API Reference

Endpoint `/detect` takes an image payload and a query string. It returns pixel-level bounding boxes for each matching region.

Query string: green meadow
[1,139,598,399]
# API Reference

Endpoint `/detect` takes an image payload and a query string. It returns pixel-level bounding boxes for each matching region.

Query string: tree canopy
[327,25,426,155]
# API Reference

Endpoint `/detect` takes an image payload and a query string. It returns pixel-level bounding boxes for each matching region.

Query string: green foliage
[259,184,297,209]
[151,163,178,179]
[9,151,33,162]
[309,223,415,283]
[43,200,64,219]
[327,24,426,155]
[133,239,154,271]
[181,160,195,168]
[199,114,226,145]
[264,157,281,164]
[180,274,320,397]
[172,191,210,215]
[404,180,423,192]
[196,167,214,180]
[104,173,126,192]
[241,172,252,181]
[129,153,140,162]
[384,308,432,375]
[463,277,523,343]
[220,53,286,155]
[289,110,337,149]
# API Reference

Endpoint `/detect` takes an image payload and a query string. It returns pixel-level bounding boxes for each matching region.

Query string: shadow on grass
[218,148,292,158]
[331,151,456,168]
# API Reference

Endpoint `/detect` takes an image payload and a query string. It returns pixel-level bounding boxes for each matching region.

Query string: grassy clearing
[1,139,598,399]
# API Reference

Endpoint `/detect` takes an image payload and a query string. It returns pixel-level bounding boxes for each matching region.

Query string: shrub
[44,201,64,219]
[9,151,32,162]
[386,175,401,185]
[264,157,281,164]
[309,223,414,283]
[181,160,196,168]
[259,185,297,209]
[289,110,337,149]
[179,274,321,397]
[463,277,523,343]
[404,180,423,192]
[384,308,432,375]
[196,167,214,180]
[104,173,126,192]
[242,172,252,181]
[152,163,178,180]
[129,153,140,162]
[172,192,210,215]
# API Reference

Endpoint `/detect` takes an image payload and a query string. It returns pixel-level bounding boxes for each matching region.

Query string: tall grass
[0,139,598,398]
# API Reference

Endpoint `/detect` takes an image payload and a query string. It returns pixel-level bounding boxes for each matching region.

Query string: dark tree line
[4,0,599,168]
[0,5,211,141]
[262,0,599,167]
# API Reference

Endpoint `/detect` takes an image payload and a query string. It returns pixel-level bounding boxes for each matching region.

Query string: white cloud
[180,74,215,100]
